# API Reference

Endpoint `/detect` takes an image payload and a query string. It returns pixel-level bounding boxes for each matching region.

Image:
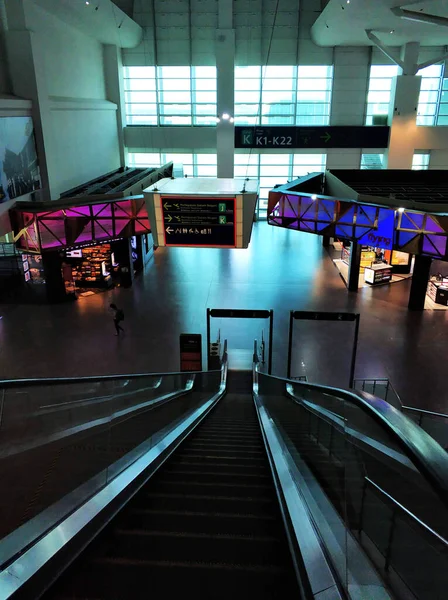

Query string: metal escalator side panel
[0,361,228,600]
[251,391,343,600]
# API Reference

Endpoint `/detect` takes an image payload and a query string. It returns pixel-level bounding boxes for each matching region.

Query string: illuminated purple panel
[74,230,94,244]
[299,197,314,218]
[115,200,132,217]
[422,235,447,257]
[115,220,130,236]
[94,220,114,239]
[39,219,66,248]
[66,206,91,217]
[92,203,111,217]
[425,216,444,234]
[282,195,299,218]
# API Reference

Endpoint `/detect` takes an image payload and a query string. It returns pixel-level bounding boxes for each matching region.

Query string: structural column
[385,74,421,169]
[104,45,126,169]
[5,0,53,200]
[347,241,361,292]
[216,0,235,178]
[408,255,432,310]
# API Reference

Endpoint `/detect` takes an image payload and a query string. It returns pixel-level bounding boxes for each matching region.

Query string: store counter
[364,263,392,285]
[427,280,448,306]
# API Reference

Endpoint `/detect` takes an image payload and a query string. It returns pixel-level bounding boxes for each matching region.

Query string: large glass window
[412,152,430,170]
[127,152,217,177]
[235,66,333,126]
[417,64,444,126]
[366,64,446,126]
[123,66,217,126]
[365,65,399,125]
[235,153,326,219]
[438,77,448,125]
[360,154,384,169]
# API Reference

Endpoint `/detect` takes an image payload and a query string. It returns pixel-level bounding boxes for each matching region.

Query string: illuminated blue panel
[356,205,377,226]
[401,212,424,230]
[336,225,353,238]
[357,207,394,249]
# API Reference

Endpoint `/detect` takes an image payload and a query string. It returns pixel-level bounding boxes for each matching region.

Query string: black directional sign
[235,126,390,149]
[162,198,236,247]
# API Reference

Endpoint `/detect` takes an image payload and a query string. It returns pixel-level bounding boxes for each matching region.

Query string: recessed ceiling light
[311,194,317,200]
[398,207,405,213]
[85,1,90,4]
[390,29,395,34]
[222,113,230,120]
[346,0,350,3]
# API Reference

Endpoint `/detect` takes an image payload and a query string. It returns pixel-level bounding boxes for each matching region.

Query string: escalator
[43,370,302,599]
[1,343,448,600]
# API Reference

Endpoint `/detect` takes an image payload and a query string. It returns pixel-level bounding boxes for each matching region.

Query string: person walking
[110,303,125,336]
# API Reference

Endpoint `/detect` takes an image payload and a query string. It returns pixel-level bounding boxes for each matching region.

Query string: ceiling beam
[391,7,448,28]
[365,30,405,70]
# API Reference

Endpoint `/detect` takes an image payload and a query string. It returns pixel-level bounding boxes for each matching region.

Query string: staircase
[44,374,301,599]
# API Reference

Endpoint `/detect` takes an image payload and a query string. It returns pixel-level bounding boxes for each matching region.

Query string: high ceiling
[312,0,448,47]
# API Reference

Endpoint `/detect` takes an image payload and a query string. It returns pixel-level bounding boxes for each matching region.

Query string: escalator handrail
[256,366,448,506]
[0,344,229,597]
[0,369,220,388]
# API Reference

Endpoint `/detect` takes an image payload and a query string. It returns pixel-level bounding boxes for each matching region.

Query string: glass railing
[354,378,448,451]
[255,367,448,600]
[0,366,225,568]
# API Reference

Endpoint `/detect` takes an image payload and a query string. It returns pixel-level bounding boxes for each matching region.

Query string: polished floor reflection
[1,223,447,413]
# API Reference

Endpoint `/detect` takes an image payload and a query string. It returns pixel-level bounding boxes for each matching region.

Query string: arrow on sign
[165,214,173,223]
[174,203,180,210]
[320,131,331,143]
[166,226,174,234]
[164,202,172,210]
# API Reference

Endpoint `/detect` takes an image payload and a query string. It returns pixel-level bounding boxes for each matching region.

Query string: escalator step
[157,469,270,485]
[146,479,272,498]
[52,558,297,600]
[166,459,269,473]
[120,508,280,537]
[135,492,276,516]
[106,529,289,566]
[175,452,266,464]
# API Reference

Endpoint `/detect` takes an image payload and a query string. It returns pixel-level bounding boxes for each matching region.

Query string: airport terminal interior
[0,0,448,598]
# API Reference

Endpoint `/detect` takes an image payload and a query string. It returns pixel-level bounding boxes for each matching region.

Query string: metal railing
[359,477,448,598]
[354,377,448,450]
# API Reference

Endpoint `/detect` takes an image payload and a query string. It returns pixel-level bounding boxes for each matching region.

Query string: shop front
[10,197,153,303]
[335,242,412,289]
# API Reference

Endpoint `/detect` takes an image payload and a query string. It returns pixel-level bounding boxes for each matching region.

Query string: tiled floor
[1,222,447,413]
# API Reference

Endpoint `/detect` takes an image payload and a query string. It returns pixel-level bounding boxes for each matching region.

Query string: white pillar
[385,75,421,169]
[216,0,234,178]
[104,45,126,168]
[5,0,53,199]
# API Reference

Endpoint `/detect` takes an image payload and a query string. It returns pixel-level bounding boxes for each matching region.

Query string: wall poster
[0,117,41,203]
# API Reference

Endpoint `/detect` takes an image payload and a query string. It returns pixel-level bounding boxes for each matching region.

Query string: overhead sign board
[235,126,390,149]
[162,198,236,247]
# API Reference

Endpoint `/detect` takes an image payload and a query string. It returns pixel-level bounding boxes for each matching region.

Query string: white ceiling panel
[312,0,448,46]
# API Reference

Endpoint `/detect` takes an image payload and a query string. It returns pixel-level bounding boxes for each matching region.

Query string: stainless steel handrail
[0,369,219,388]
[354,377,448,420]
[363,477,448,548]
[403,406,448,420]
[258,366,448,506]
